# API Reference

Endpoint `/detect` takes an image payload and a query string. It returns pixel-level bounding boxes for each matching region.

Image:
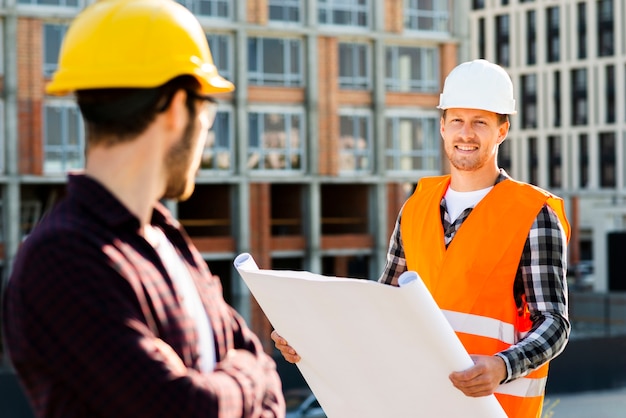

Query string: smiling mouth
[455,145,478,151]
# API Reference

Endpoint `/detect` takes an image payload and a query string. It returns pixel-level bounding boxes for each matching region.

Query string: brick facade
[247,0,268,25]
[317,36,339,176]
[17,18,44,175]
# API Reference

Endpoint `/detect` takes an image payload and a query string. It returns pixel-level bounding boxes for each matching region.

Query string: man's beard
[162,116,198,201]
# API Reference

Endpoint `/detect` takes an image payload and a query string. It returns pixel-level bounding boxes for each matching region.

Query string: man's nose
[459,122,475,139]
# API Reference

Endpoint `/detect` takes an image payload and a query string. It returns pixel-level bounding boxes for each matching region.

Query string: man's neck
[449,167,500,192]
[84,137,166,227]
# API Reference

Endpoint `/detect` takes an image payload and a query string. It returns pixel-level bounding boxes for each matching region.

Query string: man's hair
[441,109,509,126]
[76,75,201,146]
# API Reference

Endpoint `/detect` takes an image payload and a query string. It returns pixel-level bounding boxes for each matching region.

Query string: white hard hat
[437,59,517,115]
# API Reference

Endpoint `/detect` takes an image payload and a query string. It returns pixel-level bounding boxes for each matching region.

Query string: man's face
[440,108,508,173]
[163,96,217,201]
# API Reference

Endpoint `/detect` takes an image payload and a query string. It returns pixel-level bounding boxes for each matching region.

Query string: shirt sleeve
[496,204,571,382]
[378,210,408,286]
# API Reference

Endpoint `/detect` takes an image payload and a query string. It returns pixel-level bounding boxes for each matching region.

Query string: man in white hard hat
[273,59,570,418]
[2,0,285,417]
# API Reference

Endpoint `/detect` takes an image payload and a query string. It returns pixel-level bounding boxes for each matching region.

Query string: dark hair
[441,109,509,126]
[76,75,200,146]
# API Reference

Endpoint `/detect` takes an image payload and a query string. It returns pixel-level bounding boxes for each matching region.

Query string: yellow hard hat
[46,0,234,96]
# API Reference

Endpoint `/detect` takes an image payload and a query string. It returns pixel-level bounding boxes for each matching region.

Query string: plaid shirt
[379,172,570,383]
[3,174,285,418]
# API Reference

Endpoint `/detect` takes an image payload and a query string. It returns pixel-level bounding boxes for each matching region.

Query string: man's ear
[440,116,446,139]
[161,89,188,134]
[497,121,510,144]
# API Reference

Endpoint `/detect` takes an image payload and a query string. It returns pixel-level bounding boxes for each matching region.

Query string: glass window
[579,133,589,188]
[404,0,449,33]
[606,65,615,123]
[520,74,537,129]
[339,111,372,174]
[577,2,587,59]
[599,132,616,188]
[18,0,79,6]
[385,114,439,172]
[553,71,561,127]
[269,0,301,23]
[43,24,67,77]
[495,14,510,67]
[597,0,614,57]
[385,46,438,93]
[318,0,369,28]
[546,6,560,63]
[206,33,232,83]
[571,68,588,126]
[248,110,304,172]
[248,37,303,87]
[44,101,84,173]
[177,0,230,18]
[477,18,486,59]
[200,109,233,172]
[526,10,536,65]
[548,135,562,188]
[472,0,485,9]
[338,43,371,90]
[498,138,511,173]
[528,136,538,185]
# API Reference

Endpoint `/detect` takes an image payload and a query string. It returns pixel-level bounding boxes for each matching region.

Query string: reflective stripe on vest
[442,309,547,398]
[497,376,547,398]
[442,309,517,345]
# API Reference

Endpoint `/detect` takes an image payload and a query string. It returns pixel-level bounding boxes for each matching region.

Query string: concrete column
[232,27,251,321]
[2,0,19,369]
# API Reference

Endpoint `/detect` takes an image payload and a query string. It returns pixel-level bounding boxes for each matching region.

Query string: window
[385,46,438,93]
[177,0,230,18]
[248,110,304,172]
[498,138,511,173]
[546,6,560,63]
[597,0,614,57]
[269,0,301,23]
[339,111,372,173]
[248,37,303,87]
[599,132,616,188]
[520,74,537,129]
[477,18,486,59]
[404,0,449,33]
[43,24,67,77]
[201,109,233,172]
[553,71,561,127]
[385,114,439,172]
[571,68,588,126]
[18,0,78,6]
[472,0,485,9]
[528,136,538,185]
[207,33,233,83]
[495,14,510,67]
[577,2,587,59]
[338,43,371,90]
[579,133,589,188]
[318,0,369,28]
[44,101,84,173]
[548,135,562,188]
[606,65,615,123]
[526,10,536,65]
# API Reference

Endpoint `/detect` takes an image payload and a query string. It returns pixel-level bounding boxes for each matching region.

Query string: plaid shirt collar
[440,170,510,247]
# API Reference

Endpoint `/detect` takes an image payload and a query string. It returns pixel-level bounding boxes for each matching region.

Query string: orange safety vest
[400,175,570,418]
